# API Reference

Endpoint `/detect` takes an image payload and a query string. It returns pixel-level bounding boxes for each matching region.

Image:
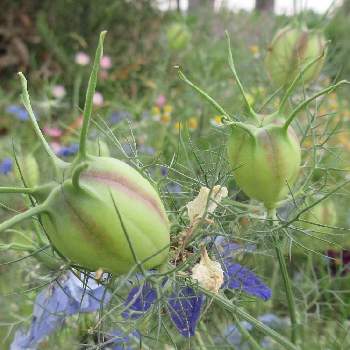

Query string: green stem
[225,30,258,120]
[279,48,327,113]
[72,162,89,189]
[78,31,107,161]
[268,208,299,345]
[284,80,350,130]
[0,186,35,194]
[178,68,230,119]
[18,72,68,170]
[197,286,299,350]
[234,314,263,350]
[0,204,47,234]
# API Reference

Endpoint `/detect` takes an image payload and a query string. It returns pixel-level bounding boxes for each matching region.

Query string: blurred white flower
[51,85,66,99]
[192,247,224,293]
[75,52,90,66]
[93,92,104,106]
[186,185,228,226]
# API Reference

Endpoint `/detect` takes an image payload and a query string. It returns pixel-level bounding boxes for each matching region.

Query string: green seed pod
[41,156,169,273]
[0,32,170,275]
[265,25,326,87]
[227,123,300,210]
[166,23,191,51]
[14,153,40,187]
[178,31,347,211]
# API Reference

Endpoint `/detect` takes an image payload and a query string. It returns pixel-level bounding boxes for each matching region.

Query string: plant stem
[0,204,47,234]
[78,31,106,161]
[268,208,299,345]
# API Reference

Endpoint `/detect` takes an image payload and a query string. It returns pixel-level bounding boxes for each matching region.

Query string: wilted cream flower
[186,185,228,225]
[192,247,224,293]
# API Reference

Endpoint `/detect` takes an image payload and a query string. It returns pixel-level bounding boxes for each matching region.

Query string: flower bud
[265,25,326,87]
[227,123,300,209]
[166,23,191,51]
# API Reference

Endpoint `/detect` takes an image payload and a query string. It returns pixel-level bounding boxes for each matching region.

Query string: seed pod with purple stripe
[265,25,326,88]
[0,32,170,274]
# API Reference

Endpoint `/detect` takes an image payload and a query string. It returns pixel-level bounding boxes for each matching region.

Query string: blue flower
[0,157,13,175]
[222,262,272,301]
[122,282,157,320]
[56,144,79,157]
[223,321,253,346]
[11,272,111,349]
[139,145,155,155]
[166,286,204,337]
[110,111,130,124]
[122,280,204,338]
[6,105,30,121]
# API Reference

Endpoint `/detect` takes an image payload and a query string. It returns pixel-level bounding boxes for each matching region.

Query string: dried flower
[186,185,228,226]
[192,247,224,293]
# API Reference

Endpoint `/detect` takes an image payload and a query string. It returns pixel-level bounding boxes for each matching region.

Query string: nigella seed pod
[0,32,170,274]
[178,31,347,211]
[41,157,169,273]
[166,23,191,51]
[265,25,326,87]
[227,123,300,210]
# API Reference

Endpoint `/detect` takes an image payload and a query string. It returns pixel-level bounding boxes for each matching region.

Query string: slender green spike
[284,80,350,130]
[279,46,328,113]
[225,31,257,119]
[0,186,35,195]
[18,73,68,170]
[0,204,47,234]
[72,162,89,189]
[177,68,231,119]
[78,31,107,160]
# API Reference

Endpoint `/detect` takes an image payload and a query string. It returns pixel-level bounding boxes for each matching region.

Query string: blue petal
[0,158,13,175]
[10,330,34,350]
[10,272,111,348]
[223,321,253,346]
[6,105,29,121]
[223,262,271,301]
[167,286,204,337]
[122,282,157,320]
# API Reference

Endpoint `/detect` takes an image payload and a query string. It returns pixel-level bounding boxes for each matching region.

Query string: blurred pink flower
[75,52,90,66]
[44,126,63,138]
[100,55,112,69]
[93,92,104,106]
[51,85,66,99]
[156,95,166,108]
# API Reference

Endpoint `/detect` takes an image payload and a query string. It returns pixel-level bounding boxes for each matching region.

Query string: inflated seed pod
[227,122,300,210]
[0,32,170,274]
[166,23,191,51]
[178,31,347,211]
[265,25,326,87]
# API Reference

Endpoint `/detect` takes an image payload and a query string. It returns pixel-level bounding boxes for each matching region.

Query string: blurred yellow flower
[188,117,198,130]
[174,121,182,130]
[163,104,173,114]
[160,113,171,125]
[210,115,223,127]
[249,45,260,58]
